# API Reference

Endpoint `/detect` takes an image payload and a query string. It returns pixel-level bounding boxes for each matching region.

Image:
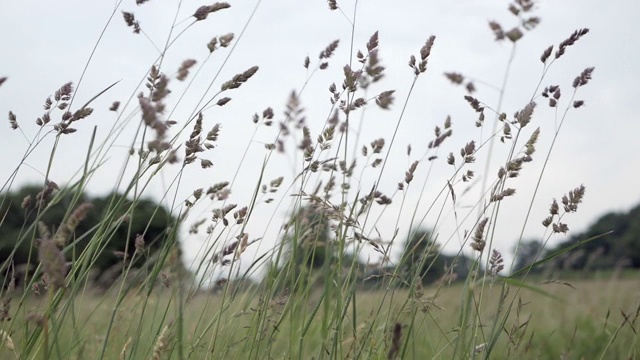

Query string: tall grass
[1,1,638,359]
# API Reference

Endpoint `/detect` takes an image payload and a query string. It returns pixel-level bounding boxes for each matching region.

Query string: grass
[1,0,638,359]
[3,275,639,359]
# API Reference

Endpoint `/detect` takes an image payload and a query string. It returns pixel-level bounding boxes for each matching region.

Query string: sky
[1,0,638,284]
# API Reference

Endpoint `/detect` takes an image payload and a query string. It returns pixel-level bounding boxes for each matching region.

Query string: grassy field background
[4,274,638,359]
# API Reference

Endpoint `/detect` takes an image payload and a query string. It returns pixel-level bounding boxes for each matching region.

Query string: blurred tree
[512,239,545,274]
[268,204,333,292]
[548,202,640,271]
[398,229,445,285]
[286,205,333,269]
[0,184,177,286]
[440,253,473,281]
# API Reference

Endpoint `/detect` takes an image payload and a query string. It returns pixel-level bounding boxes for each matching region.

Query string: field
[3,274,638,359]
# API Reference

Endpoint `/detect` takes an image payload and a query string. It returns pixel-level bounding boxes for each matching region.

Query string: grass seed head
[471,218,489,252]
[122,12,141,34]
[38,238,68,289]
[0,330,15,352]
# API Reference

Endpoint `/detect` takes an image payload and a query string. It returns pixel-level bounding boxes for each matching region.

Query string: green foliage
[0,185,176,285]
[545,203,640,270]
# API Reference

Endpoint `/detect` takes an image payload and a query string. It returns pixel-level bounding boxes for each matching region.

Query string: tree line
[4,183,635,291]
[274,201,640,291]
[513,202,640,274]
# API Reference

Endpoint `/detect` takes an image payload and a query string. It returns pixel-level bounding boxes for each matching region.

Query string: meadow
[2,0,639,359]
[3,275,639,359]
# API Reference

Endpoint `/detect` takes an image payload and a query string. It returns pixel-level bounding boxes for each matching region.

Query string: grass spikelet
[52,202,93,247]
[387,323,403,360]
[38,238,67,290]
[563,184,585,213]
[319,40,340,60]
[491,188,516,202]
[54,82,73,102]
[404,161,418,184]
[209,2,231,13]
[489,21,505,41]
[193,3,231,21]
[375,90,395,109]
[134,234,145,253]
[366,31,379,52]
[505,28,523,42]
[221,66,259,91]
[542,185,586,232]
[471,217,489,252]
[122,12,141,34]
[177,59,197,81]
[152,325,170,360]
[7,111,17,130]
[219,33,234,47]
[139,96,157,126]
[524,127,540,156]
[489,249,505,276]
[540,45,553,63]
[1,271,15,321]
[444,72,464,84]
[0,329,15,353]
[572,67,595,88]
[119,337,132,360]
[555,28,589,59]
[207,37,218,53]
[420,36,436,61]
[515,101,536,127]
[408,35,436,75]
[464,95,484,112]
[35,181,58,210]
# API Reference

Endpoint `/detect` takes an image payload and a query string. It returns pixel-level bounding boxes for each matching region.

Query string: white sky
[1,0,638,284]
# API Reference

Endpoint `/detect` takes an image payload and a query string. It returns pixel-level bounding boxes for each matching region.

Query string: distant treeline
[270,203,640,293]
[514,202,640,274]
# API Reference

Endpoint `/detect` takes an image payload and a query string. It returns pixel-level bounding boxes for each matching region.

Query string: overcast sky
[1,0,638,283]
